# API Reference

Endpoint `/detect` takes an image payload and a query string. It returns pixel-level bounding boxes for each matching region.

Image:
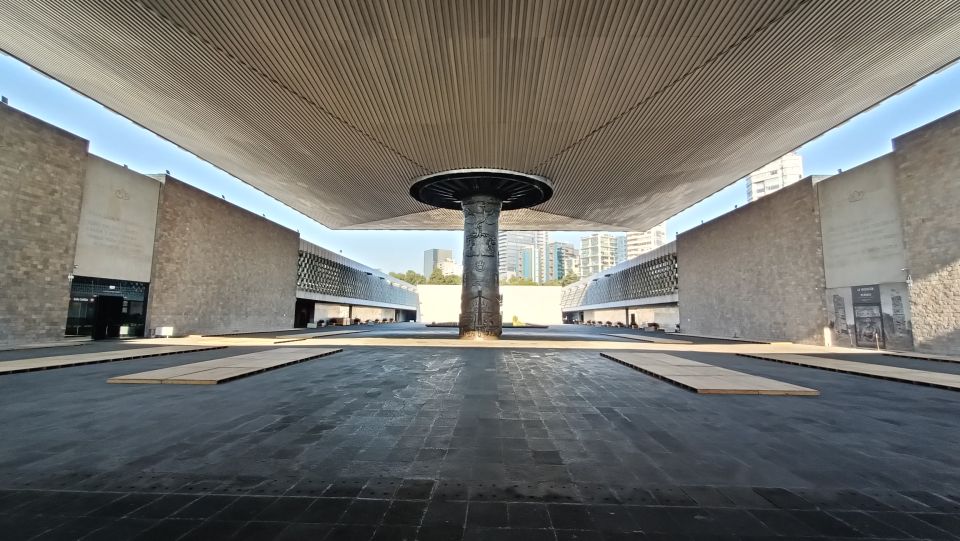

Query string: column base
[458,312,502,340]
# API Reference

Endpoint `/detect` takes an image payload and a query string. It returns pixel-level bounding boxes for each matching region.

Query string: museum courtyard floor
[1,324,959,540]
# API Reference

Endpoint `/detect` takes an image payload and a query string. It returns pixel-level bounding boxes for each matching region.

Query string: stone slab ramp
[273,329,369,343]
[0,345,226,375]
[738,352,960,392]
[601,351,818,396]
[108,347,342,385]
[606,333,692,344]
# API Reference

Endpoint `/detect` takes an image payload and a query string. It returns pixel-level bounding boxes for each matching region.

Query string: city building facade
[626,223,668,259]
[545,241,579,282]
[498,231,548,282]
[746,152,805,202]
[579,233,619,277]
[423,248,453,277]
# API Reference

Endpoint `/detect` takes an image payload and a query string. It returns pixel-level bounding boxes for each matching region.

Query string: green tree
[427,267,462,285]
[560,273,580,286]
[389,270,426,285]
[503,276,538,286]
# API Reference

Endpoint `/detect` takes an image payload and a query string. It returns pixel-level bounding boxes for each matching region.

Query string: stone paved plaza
[1,326,960,539]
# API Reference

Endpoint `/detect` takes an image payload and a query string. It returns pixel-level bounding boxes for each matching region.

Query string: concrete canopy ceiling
[2,1,959,230]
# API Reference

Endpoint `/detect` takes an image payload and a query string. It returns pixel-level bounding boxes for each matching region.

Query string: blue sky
[2,53,959,273]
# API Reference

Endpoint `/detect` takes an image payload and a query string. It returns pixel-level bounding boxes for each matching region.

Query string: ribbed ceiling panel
[1,0,958,230]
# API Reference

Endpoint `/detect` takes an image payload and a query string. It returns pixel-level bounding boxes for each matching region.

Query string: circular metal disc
[409,168,554,210]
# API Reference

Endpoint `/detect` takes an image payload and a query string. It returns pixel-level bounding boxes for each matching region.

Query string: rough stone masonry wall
[146,177,299,335]
[0,105,88,346]
[677,179,827,344]
[893,110,960,355]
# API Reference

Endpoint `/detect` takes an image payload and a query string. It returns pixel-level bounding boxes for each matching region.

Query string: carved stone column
[408,169,554,339]
[459,194,502,339]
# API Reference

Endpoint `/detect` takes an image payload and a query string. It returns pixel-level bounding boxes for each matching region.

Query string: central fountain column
[408,168,554,339]
[459,194,502,339]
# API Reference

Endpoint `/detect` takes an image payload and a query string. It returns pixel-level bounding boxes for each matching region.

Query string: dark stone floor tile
[422,501,467,527]
[324,523,377,540]
[417,525,464,541]
[681,487,736,508]
[361,479,401,499]
[178,519,245,541]
[382,499,427,525]
[341,499,390,525]
[752,488,814,511]
[548,504,595,530]
[276,522,334,540]
[586,504,638,532]
[902,491,960,513]
[912,512,960,535]
[553,529,605,541]
[256,496,314,522]
[233,520,291,541]
[747,509,820,537]
[214,495,277,522]
[370,524,418,541]
[132,518,203,541]
[788,510,861,537]
[715,487,775,510]
[32,516,106,540]
[869,510,958,539]
[507,502,551,528]
[300,497,351,523]
[81,518,158,541]
[129,494,199,519]
[466,502,509,528]
[395,479,435,500]
[174,494,237,519]
[87,493,157,518]
[324,479,367,498]
[828,510,911,539]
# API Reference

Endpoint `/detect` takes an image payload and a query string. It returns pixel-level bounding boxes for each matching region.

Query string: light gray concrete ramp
[108,347,342,385]
[0,345,226,375]
[273,329,369,343]
[738,352,960,392]
[601,351,818,396]
[606,333,692,344]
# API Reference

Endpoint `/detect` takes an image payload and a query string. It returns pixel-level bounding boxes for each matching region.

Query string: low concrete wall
[417,285,562,324]
[0,105,88,347]
[146,176,299,335]
[893,110,960,354]
[677,179,827,344]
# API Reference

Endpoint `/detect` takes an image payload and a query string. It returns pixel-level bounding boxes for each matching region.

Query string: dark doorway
[294,298,315,328]
[92,295,124,340]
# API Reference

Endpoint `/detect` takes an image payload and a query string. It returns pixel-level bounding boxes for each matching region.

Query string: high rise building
[423,248,453,277]
[625,223,667,260]
[498,231,549,282]
[579,233,619,277]
[438,258,462,277]
[545,242,579,282]
[615,235,628,265]
[746,152,804,202]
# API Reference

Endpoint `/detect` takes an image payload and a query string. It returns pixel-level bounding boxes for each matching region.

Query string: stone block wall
[146,177,298,335]
[893,110,960,354]
[0,105,88,346]
[677,179,827,344]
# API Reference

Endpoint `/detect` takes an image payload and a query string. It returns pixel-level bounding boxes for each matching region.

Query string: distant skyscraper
[438,258,462,277]
[579,233,619,277]
[545,241,579,281]
[423,248,453,276]
[498,231,549,282]
[615,235,627,265]
[625,223,667,260]
[746,152,804,202]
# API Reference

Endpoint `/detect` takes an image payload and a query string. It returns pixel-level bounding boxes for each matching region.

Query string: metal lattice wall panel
[2,1,959,230]
[297,240,417,309]
[562,243,677,310]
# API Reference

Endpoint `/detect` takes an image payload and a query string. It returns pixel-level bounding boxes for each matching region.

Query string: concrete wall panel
[0,105,88,346]
[893,111,960,354]
[417,285,562,325]
[73,156,161,282]
[677,179,827,344]
[146,177,298,335]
